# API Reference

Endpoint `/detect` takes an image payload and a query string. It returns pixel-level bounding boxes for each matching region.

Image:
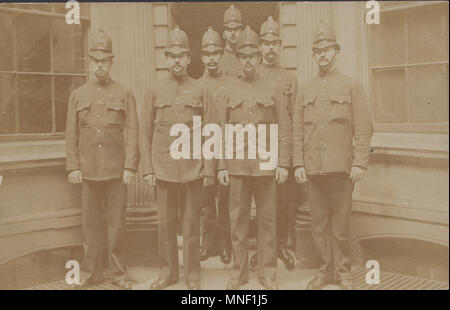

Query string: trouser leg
[182,179,203,282]
[328,173,353,281]
[217,184,231,251]
[156,180,179,282]
[254,176,277,281]
[80,181,104,283]
[229,176,252,283]
[276,178,288,251]
[308,175,333,280]
[201,182,218,253]
[103,178,127,283]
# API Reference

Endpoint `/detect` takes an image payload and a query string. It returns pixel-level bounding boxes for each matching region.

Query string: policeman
[219,4,244,79]
[293,22,372,290]
[217,26,292,290]
[198,26,232,265]
[65,30,138,289]
[139,26,216,290]
[249,16,299,271]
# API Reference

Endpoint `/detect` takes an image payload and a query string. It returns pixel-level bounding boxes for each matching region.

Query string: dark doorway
[174,2,279,79]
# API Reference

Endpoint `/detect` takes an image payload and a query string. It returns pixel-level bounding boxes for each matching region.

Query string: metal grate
[350,266,448,290]
[26,267,448,290]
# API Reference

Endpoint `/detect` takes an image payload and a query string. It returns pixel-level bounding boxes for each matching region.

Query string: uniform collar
[203,68,223,80]
[261,62,281,71]
[241,70,259,83]
[318,66,338,78]
[225,45,238,53]
[169,71,189,83]
[92,76,112,87]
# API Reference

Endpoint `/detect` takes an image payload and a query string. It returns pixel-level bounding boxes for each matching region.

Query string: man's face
[237,52,260,75]
[223,26,243,46]
[90,57,113,81]
[313,45,338,71]
[201,50,223,72]
[166,52,191,76]
[260,39,281,64]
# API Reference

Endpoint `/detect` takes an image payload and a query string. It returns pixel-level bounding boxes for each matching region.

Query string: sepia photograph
[0,0,448,294]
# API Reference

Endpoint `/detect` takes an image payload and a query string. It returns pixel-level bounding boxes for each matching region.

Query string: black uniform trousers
[156,179,203,282]
[308,173,354,281]
[201,183,231,254]
[276,169,298,250]
[80,178,127,284]
[229,175,277,283]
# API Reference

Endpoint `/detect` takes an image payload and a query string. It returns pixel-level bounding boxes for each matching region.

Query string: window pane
[17,15,51,72]
[372,11,405,66]
[409,64,449,123]
[0,13,14,71]
[55,76,85,132]
[408,4,449,63]
[373,68,407,123]
[52,20,84,73]
[0,74,16,134]
[18,75,52,133]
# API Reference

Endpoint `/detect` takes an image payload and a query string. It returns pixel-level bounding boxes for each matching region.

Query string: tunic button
[97,114,101,118]
[98,144,102,148]
[320,108,324,112]
[97,129,101,133]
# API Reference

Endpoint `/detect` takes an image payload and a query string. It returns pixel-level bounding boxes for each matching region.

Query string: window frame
[367,1,449,134]
[0,4,90,141]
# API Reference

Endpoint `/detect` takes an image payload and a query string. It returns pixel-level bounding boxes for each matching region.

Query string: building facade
[0,2,448,283]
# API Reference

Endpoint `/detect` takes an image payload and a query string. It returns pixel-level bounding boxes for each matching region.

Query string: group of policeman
[65,5,372,290]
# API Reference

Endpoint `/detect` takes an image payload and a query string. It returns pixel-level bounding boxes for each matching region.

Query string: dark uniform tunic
[293,69,372,281]
[65,78,138,284]
[259,63,302,253]
[198,69,232,257]
[218,47,243,79]
[139,73,216,283]
[219,71,292,282]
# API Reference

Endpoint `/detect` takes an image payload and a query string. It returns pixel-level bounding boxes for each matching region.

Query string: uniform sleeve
[124,90,139,171]
[65,91,80,172]
[351,81,373,169]
[202,86,218,177]
[289,75,299,118]
[292,84,305,168]
[138,89,155,176]
[275,86,292,168]
[217,94,229,171]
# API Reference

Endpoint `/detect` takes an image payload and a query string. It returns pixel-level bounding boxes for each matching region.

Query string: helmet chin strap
[319,57,336,75]
[170,66,188,79]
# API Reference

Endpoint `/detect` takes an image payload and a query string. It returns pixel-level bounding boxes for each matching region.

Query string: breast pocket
[183,99,203,124]
[329,94,352,123]
[303,97,316,125]
[227,99,244,124]
[106,102,126,127]
[255,98,276,123]
[77,100,92,127]
[154,98,173,124]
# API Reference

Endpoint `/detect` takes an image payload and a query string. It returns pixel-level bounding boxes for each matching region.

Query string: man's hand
[68,170,83,184]
[123,170,136,184]
[143,174,156,186]
[350,166,366,183]
[275,167,289,184]
[294,167,307,184]
[203,176,215,187]
[217,170,229,186]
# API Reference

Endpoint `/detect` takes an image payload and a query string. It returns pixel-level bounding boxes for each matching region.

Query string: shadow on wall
[356,237,449,282]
